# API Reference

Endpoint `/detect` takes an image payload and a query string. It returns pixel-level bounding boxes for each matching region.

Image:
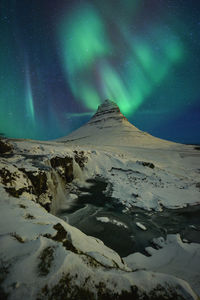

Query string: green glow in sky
[25,64,35,124]
[99,62,132,113]
[59,4,113,109]
[2,0,199,142]
[58,3,184,115]
[61,6,111,74]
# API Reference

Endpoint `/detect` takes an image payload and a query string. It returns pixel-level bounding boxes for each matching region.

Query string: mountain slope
[59,99,176,149]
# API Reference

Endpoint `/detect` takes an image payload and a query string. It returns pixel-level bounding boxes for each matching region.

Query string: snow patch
[96,216,128,229]
[124,234,200,296]
[136,222,147,231]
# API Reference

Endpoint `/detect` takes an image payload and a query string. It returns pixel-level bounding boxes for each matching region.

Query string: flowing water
[57,178,200,257]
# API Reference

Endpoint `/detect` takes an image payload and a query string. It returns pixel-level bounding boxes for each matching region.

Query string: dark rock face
[89,99,127,126]
[16,168,50,209]
[50,156,74,182]
[38,246,55,276]
[73,150,88,170]
[0,155,74,211]
[43,223,78,254]
[37,274,188,300]
[17,156,74,210]
[5,186,32,198]
[21,169,48,197]
[0,168,15,186]
[137,161,155,169]
[196,182,200,190]
[0,167,33,197]
[0,139,13,154]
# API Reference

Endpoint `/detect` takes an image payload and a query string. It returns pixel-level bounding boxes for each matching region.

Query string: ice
[136,222,147,231]
[0,100,200,299]
[124,234,200,296]
[96,216,128,228]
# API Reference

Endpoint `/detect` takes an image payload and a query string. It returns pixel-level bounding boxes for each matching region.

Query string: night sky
[1,0,200,143]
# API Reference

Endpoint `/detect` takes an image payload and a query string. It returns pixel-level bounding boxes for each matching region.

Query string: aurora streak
[0,0,200,142]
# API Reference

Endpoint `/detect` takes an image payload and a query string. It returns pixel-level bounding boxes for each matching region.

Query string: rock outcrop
[0,138,13,154]
[50,156,74,182]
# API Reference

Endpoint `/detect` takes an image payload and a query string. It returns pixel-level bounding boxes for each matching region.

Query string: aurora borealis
[0,0,200,143]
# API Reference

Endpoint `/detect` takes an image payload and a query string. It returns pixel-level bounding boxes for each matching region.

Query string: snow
[96,216,110,223]
[136,222,147,231]
[96,216,128,228]
[1,186,197,299]
[124,234,200,296]
[0,100,200,299]
[77,147,200,211]
[56,100,200,211]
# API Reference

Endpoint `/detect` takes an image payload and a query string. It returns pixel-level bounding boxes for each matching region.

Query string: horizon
[1,99,200,146]
[0,0,200,143]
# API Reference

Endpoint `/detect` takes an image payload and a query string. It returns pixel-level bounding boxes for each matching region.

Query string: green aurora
[0,0,200,142]
[58,2,184,115]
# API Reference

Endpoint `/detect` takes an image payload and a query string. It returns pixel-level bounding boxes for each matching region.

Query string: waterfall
[73,160,84,181]
[47,168,67,215]
[44,158,85,216]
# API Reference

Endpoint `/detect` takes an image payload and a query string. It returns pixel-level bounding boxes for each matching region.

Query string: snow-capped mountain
[0,100,200,299]
[59,99,175,148]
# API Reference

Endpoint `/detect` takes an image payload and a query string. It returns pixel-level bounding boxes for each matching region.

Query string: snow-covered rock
[0,186,198,299]
[124,234,200,296]
[0,100,200,299]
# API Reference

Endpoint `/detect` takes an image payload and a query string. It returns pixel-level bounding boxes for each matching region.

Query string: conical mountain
[59,99,176,149]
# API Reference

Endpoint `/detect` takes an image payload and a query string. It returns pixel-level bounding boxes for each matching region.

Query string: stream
[57,178,200,257]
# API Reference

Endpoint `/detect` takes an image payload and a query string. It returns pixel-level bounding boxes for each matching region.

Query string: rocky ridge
[88,99,129,125]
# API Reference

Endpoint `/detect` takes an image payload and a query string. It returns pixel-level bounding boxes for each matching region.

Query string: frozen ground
[124,234,200,296]
[0,100,200,299]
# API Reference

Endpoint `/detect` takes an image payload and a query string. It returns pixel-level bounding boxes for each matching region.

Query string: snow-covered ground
[0,100,200,299]
[58,100,200,211]
[124,234,200,296]
[0,183,198,299]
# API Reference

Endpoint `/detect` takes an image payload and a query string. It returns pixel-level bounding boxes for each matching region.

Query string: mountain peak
[88,99,124,125]
[59,98,175,148]
[96,99,120,113]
